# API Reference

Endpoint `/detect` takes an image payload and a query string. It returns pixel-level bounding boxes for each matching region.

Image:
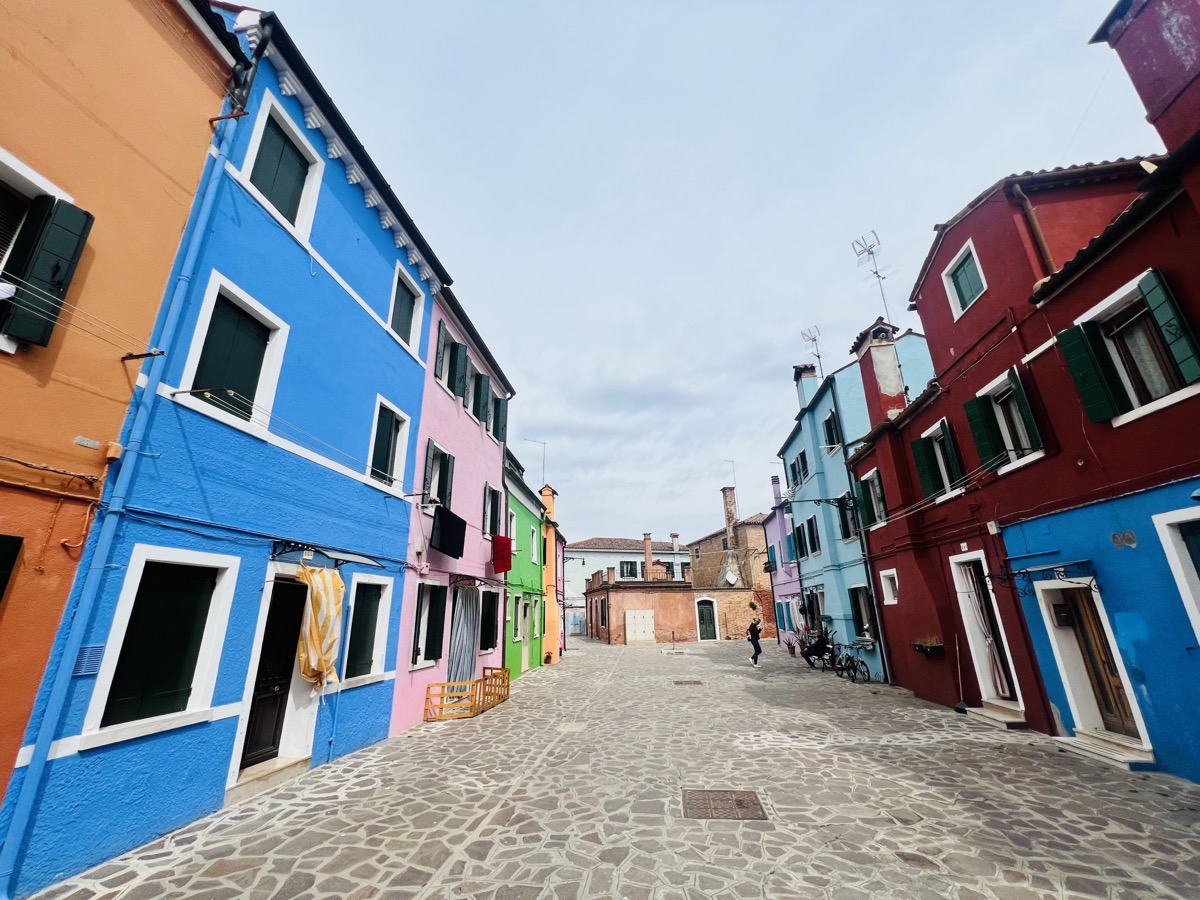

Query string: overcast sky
[260,0,1161,544]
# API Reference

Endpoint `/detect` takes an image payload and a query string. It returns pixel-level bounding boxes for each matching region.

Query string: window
[837,493,859,540]
[242,97,322,237]
[480,591,500,652]
[879,570,899,606]
[849,586,874,640]
[911,418,965,499]
[681,561,691,580]
[806,516,821,555]
[787,458,801,488]
[532,598,541,638]
[388,266,423,348]
[512,594,523,640]
[786,530,797,561]
[345,580,387,679]
[369,401,407,486]
[508,510,518,554]
[619,561,637,579]
[964,368,1043,471]
[490,394,509,441]
[423,440,455,509]
[794,523,809,560]
[1058,269,1200,423]
[470,372,492,423]
[942,239,987,316]
[766,545,777,573]
[433,320,452,383]
[822,411,842,450]
[721,536,729,551]
[483,485,502,536]
[411,583,447,666]
[0,534,21,602]
[0,175,94,348]
[856,469,887,527]
[599,597,608,628]
[463,359,479,415]
[799,450,810,481]
[530,526,537,563]
[664,562,675,578]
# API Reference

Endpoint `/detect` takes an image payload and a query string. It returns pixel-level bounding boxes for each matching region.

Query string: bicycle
[846,639,873,684]
[832,642,856,678]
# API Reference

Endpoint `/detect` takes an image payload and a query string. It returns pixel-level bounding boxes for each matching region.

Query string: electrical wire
[1,273,148,347]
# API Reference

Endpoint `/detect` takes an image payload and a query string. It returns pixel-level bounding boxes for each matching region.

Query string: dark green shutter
[390,277,416,339]
[346,583,381,678]
[940,420,966,487]
[423,439,437,502]
[1140,269,1200,385]
[441,453,455,511]
[911,436,944,499]
[489,489,501,535]
[192,296,269,420]
[425,586,447,660]
[856,480,876,528]
[434,320,447,377]
[1006,368,1043,451]
[1056,323,1132,422]
[872,472,887,520]
[480,591,500,651]
[494,397,508,441]
[964,396,1007,469]
[475,374,491,420]
[1,195,95,346]
[250,117,308,224]
[411,588,425,665]
[449,343,468,397]
[370,406,397,484]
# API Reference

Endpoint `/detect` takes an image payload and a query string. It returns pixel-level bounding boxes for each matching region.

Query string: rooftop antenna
[852,230,896,323]
[523,438,547,486]
[801,326,823,379]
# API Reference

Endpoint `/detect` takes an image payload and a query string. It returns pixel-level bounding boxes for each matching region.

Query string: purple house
[763,476,802,644]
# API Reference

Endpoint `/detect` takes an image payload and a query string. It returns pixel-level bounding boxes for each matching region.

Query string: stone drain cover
[681,790,767,820]
[674,680,703,685]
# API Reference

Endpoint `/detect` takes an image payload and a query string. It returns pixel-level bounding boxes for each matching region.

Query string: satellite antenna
[852,230,895,323]
[801,326,823,378]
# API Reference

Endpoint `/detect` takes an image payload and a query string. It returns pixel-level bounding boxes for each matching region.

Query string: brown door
[1063,588,1139,739]
[241,580,307,769]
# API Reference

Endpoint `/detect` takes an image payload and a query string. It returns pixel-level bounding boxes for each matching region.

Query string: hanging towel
[492,535,513,574]
[296,564,345,696]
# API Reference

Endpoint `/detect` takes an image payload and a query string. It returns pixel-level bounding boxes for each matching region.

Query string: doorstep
[225,756,311,806]
[1054,730,1156,772]
[965,699,1028,730]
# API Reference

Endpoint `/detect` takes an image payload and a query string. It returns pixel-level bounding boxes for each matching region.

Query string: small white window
[530,526,537,563]
[512,594,523,640]
[368,397,409,488]
[508,509,518,555]
[941,238,987,319]
[240,92,324,240]
[879,570,899,606]
[387,263,425,350]
[344,575,392,681]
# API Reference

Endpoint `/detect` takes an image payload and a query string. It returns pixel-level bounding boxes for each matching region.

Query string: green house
[503,451,546,679]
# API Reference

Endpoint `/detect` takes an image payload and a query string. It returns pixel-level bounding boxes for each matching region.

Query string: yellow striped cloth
[296,564,345,695]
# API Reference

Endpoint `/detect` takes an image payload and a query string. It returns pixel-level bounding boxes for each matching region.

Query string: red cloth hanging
[492,535,513,574]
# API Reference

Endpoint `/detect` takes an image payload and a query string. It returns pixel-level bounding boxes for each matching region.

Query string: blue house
[0,9,453,894]
[778,325,932,681]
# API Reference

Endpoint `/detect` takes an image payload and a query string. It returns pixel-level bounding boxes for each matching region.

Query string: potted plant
[912,636,945,655]
[780,631,799,657]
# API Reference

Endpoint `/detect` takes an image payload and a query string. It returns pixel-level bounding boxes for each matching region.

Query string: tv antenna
[852,230,895,323]
[801,326,823,378]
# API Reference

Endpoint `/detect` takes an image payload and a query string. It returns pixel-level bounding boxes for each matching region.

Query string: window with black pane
[390,275,419,345]
[192,294,270,420]
[346,582,383,678]
[371,404,404,485]
[250,116,310,225]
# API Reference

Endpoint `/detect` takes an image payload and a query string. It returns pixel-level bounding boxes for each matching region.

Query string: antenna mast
[800,327,823,379]
[852,230,895,323]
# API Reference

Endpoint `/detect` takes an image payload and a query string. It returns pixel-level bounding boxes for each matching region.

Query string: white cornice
[234,11,442,292]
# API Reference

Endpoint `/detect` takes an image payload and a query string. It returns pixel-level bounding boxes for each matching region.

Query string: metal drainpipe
[1011,184,1056,277]
[0,110,243,900]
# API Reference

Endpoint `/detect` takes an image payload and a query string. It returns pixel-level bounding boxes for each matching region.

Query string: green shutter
[193,296,269,420]
[423,439,436,501]
[412,588,425,665]
[480,592,498,651]
[475,374,491,420]
[250,117,307,224]
[370,406,397,484]
[964,396,1007,469]
[910,436,944,499]
[1006,368,1043,450]
[872,472,887,520]
[940,420,966,487]
[390,278,416,339]
[856,480,876,528]
[1056,323,1132,422]
[494,397,508,441]
[346,584,381,678]
[490,490,501,535]
[767,545,777,570]
[449,343,468,398]
[425,586,447,661]
[441,453,454,511]
[1,195,95,346]
[1140,269,1200,385]
[434,320,447,377]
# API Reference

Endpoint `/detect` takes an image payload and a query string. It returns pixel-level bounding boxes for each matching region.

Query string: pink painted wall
[390,299,508,733]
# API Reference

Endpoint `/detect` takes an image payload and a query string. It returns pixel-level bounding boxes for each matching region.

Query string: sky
[257,0,1162,545]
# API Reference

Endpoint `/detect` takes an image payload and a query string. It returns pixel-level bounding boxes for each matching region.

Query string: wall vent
[72,645,105,677]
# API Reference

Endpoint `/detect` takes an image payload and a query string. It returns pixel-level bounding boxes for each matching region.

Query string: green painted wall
[504,486,545,680]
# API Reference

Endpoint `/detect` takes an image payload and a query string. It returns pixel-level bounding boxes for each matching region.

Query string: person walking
[747,617,763,667]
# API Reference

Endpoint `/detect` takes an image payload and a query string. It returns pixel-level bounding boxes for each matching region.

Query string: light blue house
[0,10,452,895]
[778,326,932,681]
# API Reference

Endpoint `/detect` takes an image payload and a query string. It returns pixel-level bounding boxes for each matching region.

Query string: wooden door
[1063,588,1139,738]
[697,601,717,640]
[520,600,531,672]
[241,581,306,769]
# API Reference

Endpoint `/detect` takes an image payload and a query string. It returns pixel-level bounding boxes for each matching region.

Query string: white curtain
[963,563,1010,699]
[447,586,480,685]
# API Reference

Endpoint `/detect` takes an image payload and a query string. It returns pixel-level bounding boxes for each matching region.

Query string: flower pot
[786,645,796,657]
[912,642,944,656]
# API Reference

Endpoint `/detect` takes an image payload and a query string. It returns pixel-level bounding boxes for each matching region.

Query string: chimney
[851,318,907,428]
[793,363,818,409]
[721,486,740,549]
[1092,0,1200,153]
[670,532,680,552]
[771,475,782,505]
[606,566,615,584]
[643,533,653,579]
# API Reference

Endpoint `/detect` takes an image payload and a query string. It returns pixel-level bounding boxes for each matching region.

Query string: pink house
[391,286,514,733]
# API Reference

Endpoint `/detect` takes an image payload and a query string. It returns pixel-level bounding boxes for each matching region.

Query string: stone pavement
[33,641,1200,900]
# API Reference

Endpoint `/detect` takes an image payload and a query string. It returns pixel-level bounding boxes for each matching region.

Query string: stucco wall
[584,585,699,644]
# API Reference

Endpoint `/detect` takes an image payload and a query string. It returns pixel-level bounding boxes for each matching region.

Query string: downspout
[0,95,250,900]
[1011,184,1056,277]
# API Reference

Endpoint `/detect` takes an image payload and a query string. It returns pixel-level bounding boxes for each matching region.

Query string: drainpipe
[1011,184,1056,278]
[0,107,245,900]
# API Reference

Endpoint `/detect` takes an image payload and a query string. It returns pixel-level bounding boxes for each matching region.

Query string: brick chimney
[793,363,818,409]
[643,532,653,579]
[851,318,907,428]
[1093,0,1200,152]
[721,486,739,549]
[771,474,783,505]
[670,532,679,552]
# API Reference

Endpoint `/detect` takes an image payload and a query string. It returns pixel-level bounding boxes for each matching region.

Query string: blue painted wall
[2,43,438,896]
[1001,478,1200,784]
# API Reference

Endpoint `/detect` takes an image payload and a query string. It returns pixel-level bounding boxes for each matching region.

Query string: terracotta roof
[687,513,769,547]
[566,537,687,552]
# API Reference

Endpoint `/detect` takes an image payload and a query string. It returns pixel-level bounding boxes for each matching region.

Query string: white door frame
[520,598,531,672]
[947,550,1025,710]
[694,597,720,640]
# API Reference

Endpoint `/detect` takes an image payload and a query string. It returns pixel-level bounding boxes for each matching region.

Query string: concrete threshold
[226,755,311,806]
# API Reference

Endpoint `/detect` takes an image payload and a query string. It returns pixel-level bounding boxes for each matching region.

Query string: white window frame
[879,568,899,606]
[975,370,1046,476]
[80,544,240,749]
[366,395,410,495]
[860,467,888,528]
[920,418,965,503]
[411,580,442,670]
[822,411,841,452]
[176,270,289,438]
[508,509,518,555]
[619,560,637,579]
[806,515,821,556]
[235,90,324,242]
[531,526,538,563]
[941,237,988,320]
[1152,505,1200,646]
[387,260,426,353]
[424,439,453,510]
[463,358,479,419]
[512,593,523,640]
[342,573,394,687]
[479,589,501,653]
[483,483,501,537]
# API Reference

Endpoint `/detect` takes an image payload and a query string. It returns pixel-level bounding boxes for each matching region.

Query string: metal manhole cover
[674,680,703,685]
[681,790,767,820]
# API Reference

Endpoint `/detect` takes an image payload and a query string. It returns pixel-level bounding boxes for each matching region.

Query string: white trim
[344,572,394,679]
[1032,576,1152,749]
[366,394,410,490]
[1073,271,1147,326]
[1110,382,1200,427]
[387,259,426,354]
[409,578,443,670]
[177,269,289,433]
[169,0,237,66]
[330,670,395,692]
[1020,336,1057,366]
[995,449,1046,477]
[82,545,241,740]
[947,550,1025,710]
[694,596,721,640]
[879,569,899,606]
[0,335,17,356]
[15,736,79,768]
[0,145,74,202]
[79,704,241,752]
[976,369,1010,397]
[941,237,987,320]
[482,481,501,538]
[935,487,966,505]
[1152,505,1200,646]
[237,90,324,241]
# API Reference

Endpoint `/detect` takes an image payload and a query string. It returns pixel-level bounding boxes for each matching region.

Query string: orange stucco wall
[0,0,229,788]
[541,487,561,663]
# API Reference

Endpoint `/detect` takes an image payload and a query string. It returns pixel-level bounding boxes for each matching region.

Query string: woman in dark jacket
[747,618,763,667]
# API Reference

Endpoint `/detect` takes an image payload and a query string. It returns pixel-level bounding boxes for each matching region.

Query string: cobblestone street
[36,641,1200,900]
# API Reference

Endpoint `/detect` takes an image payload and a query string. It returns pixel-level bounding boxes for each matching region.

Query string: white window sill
[1110,383,1200,428]
[935,487,966,505]
[996,449,1046,478]
[170,389,272,441]
[335,671,394,691]
[478,647,497,655]
[410,659,438,672]
[841,536,859,544]
[869,521,888,532]
[0,334,18,355]
[78,703,240,752]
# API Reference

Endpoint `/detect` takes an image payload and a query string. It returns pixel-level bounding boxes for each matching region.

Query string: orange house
[0,0,242,790]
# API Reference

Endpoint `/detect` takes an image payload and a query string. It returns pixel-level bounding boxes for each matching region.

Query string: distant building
[583,533,697,644]
[565,534,692,610]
